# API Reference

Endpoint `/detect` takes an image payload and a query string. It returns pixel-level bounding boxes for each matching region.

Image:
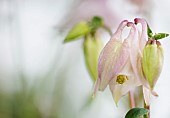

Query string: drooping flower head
[109,22,140,104]
[93,18,167,106]
[95,20,130,92]
[94,20,139,104]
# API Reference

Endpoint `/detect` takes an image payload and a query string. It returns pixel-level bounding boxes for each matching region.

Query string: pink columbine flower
[94,20,139,104]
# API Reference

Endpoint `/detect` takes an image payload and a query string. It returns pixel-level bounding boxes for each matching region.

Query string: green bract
[64,21,90,43]
[147,24,153,38]
[154,33,169,40]
[142,40,164,89]
[83,35,103,81]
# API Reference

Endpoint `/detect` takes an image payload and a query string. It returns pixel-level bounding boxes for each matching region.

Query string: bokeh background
[0,0,170,118]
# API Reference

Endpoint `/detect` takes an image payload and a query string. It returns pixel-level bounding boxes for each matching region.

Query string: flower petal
[130,18,151,88]
[109,74,135,105]
[112,20,129,41]
[97,20,129,91]
[98,41,130,91]
[134,18,147,51]
[127,22,144,86]
[143,86,150,106]
[109,57,136,104]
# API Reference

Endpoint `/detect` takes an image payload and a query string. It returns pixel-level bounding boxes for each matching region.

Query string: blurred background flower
[0,0,170,118]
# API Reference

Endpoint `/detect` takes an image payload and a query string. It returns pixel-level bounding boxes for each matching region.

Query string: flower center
[116,75,128,84]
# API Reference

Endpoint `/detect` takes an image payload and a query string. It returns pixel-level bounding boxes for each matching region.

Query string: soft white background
[0,0,170,118]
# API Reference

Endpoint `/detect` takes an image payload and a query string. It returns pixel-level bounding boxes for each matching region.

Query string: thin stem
[129,91,135,108]
[144,101,150,118]
[102,25,113,36]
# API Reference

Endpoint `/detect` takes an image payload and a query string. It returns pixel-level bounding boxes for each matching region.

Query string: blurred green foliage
[0,70,69,118]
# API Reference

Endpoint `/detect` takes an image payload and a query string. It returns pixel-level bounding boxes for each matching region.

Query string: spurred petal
[134,18,147,51]
[108,23,140,104]
[112,20,129,41]
[143,86,159,106]
[133,18,150,88]
[143,86,150,106]
[97,20,129,91]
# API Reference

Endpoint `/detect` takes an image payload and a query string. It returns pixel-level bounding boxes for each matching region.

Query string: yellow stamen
[116,75,128,84]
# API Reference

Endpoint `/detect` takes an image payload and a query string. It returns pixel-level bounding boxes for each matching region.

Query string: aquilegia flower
[93,17,168,106]
[94,20,139,103]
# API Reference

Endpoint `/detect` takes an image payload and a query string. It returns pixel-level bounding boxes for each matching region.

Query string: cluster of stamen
[116,75,129,84]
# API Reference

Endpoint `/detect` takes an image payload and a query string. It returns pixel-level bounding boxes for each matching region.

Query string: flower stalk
[144,101,150,118]
[129,91,136,108]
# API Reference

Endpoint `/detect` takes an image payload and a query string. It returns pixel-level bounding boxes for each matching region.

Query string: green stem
[144,101,150,118]
[102,25,112,36]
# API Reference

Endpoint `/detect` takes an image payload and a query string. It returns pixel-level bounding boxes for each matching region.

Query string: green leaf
[64,21,90,43]
[125,108,149,118]
[154,33,169,40]
[147,24,153,38]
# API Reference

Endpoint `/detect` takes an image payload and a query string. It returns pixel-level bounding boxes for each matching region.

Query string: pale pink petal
[127,22,143,86]
[143,86,158,106]
[98,41,130,91]
[109,74,135,105]
[97,20,129,91]
[98,20,128,75]
[151,90,158,97]
[143,86,150,106]
[134,18,147,51]
[111,20,129,41]
[109,57,136,104]
[126,19,150,88]
[92,76,101,97]
[126,22,137,43]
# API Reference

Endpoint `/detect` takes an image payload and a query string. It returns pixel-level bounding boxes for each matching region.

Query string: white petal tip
[151,90,159,97]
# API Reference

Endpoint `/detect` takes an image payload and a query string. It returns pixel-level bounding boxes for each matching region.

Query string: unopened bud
[83,35,103,82]
[142,40,164,89]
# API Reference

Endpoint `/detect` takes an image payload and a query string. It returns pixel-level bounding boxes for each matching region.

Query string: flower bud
[142,40,164,89]
[83,35,103,82]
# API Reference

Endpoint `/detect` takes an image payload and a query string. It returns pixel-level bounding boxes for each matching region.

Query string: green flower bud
[83,35,103,82]
[142,40,164,89]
